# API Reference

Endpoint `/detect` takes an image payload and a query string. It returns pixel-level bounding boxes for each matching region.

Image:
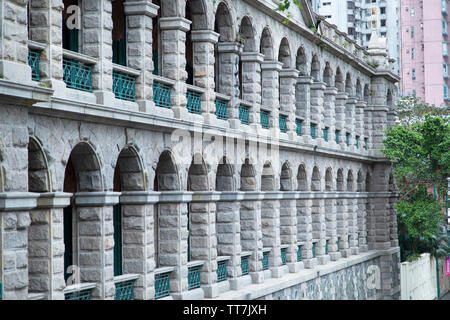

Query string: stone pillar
[74,192,120,300]
[335,92,349,147]
[189,192,221,298]
[241,52,264,127]
[364,105,374,151]
[389,192,399,248]
[357,193,369,253]
[296,76,313,136]
[0,193,39,300]
[28,193,71,300]
[279,69,299,138]
[119,191,159,300]
[355,100,366,146]
[366,193,375,251]
[191,30,219,122]
[261,61,283,129]
[297,196,316,268]
[345,97,357,150]
[124,1,158,112]
[217,42,243,128]
[159,17,191,119]
[310,82,327,140]
[280,192,303,272]
[347,194,359,256]
[324,87,338,144]
[326,194,341,261]
[157,192,191,299]
[336,194,350,258]
[0,0,33,85]
[312,196,329,265]
[240,192,264,284]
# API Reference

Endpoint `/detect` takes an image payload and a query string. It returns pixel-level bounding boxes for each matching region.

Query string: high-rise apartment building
[311,0,400,75]
[400,0,450,107]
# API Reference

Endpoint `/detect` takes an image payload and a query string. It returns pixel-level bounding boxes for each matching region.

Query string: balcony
[62,50,95,92]
[215,93,230,120]
[239,104,250,125]
[260,109,270,129]
[153,76,174,108]
[262,249,270,271]
[114,274,139,300]
[154,267,174,299]
[188,261,203,290]
[112,65,138,102]
[279,114,287,133]
[281,245,288,266]
[28,50,40,81]
[217,256,230,283]
[297,244,303,262]
[64,283,96,300]
[241,253,251,276]
[296,119,303,136]
[186,85,203,114]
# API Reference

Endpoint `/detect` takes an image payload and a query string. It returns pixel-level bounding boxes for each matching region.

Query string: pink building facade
[400,0,450,107]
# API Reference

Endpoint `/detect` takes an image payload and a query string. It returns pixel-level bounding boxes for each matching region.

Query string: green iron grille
[297,245,302,262]
[323,127,329,141]
[325,240,329,255]
[310,124,317,139]
[239,105,250,125]
[155,272,171,299]
[115,280,135,300]
[355,136,360,149]
[296,119,303,136]
[262,251,269,270]
[188,266,201,290]
[113,71,136,101]
[64,289,92,300]
[215,99,228,120]
[337,239,340,251]
[241,256,249,276]
[364,138,368,150]
[312,243,316,258]
[186,90,202,114]
[335,130,340,144]
[63,58,93,92]
[279,115,287,133]
[153,82,172,108]
[260,110,270,129]
[28,50,40,81]
[217,260,227,282]
[281,248,287,265]
[346,133,350,146]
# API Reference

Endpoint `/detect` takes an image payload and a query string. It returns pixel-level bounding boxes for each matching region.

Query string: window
[443,20,448,36]
[444,63,449,78]
[345,133,350,146]
[444,84,449,100]
[443,42,449,57]
[335,130,340,144]
[310,124,317,139]
[412,68,416,80]
[411,6,414,17]
[411,48,415,59]
[296,119,303,136]
[323,127,329,142]
[411,26,415,38]
[62,0,80,52]
[112,0,126,66]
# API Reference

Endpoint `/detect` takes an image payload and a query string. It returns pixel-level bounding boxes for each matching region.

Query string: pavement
[441,291,450,300]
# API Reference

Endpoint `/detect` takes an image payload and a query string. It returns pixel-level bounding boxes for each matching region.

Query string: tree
[382,96,450,261]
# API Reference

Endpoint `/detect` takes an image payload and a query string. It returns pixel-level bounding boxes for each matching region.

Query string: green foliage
[394,95,449,126]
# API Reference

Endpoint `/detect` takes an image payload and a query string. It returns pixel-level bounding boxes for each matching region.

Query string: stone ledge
[0,192,40,211]
[36,192,72,209]
[74,192,121,207]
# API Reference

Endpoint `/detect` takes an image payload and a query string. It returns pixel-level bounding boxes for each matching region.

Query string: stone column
[261,61,283,129]
[326,194,341,261]
[347,194,359,256]
[335,92,349,147]
[159,17,191,119]
[345,97,357,150]
[217,42,243,128]
[0,0,33,85]
[119,191,159,300]
[280,192,303,272]
[124,1,158,112]
[241,52,264,127]
[357,193,369,253]
[324,87,338,144]
[310,82,327,140]
[0,193,39,300]
[364,106,374,151]
[191,30,219,123]
[157,192,192,300]
[297,195,316,268]
[190,192,221,298]
[240,192,264,284]
[336,194,350,258]
[74,192,120,300]
[296,76,313,136]
[355,100,366,146]
[28,193,71,300]
[312,195,329,265]
[279,69,299,138]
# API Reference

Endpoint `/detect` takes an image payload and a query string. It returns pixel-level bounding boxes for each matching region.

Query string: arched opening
[311,166,321,191]
[323,62,333,87]
[261,162,275,191]
[364,84,370,103]
[347,170,354,192]
[112,0,126,66]
[214,2,234,95]
[260,27,274,60]
[335,67,344,92]
[387,89,393,108]
[357,170,364,192]
[113,146,145,276]
[356,78,362,100]
[280,161,293,191]
[365,172,372,192]
[310,54,320,81]
[297,164,308,191]
[296,47,307,75]
[28,138,50,193]
[336,169,344,191]
[239,16,256,52]
[325,168,333,191]
[278,38,292,69]
[240,159,256,191]
[345,73,353,96]
[216,157,235,191]
[62,0,80,52]
[63,142,103,281]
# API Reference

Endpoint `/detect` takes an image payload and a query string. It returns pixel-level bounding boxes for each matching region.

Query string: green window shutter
[63,205,73,281]
[113,39,127,66]
[113,203,123,277]
[63,26,79,52]
[152,50,159,76]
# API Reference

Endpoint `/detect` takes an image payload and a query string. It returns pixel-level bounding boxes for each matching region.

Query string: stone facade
[0,0,400,300]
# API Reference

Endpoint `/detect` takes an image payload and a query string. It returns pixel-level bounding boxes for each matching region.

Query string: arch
[311,166,321,191]
[323,62,333,87]
[363,84,370,103]
[357,170,364,192]
[240,158,256,191]
[260,27,274,60]
[335,67,344,92]
[280,161,293,191]
[239,15,256,52]
[297,164,308,191]
[325,168,333,191]
[185,0,208,30]
[336,169,344,191]
[278,37,293,69]
[28,137,51,193]
[356,78,362,100]
[159,0,180,17]
[388,171,396,192]
[155,150,180,191]
[387,88,393,107]
[310,54,320,81]
[261,161,275,191]
[365,171,372,192]
[63,142,103,193]
[152,0,162,76]
[347,170,354,192]
[214,1,233,42]
[345,72,353,95]
[113,146,145,192]
[296,46,308,75]
[216,156,235,191]
[187,153,209,191]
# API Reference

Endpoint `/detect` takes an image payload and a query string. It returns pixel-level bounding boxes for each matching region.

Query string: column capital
[120,191,160,205]
[310,82,327,90]
[124,1,159,17]
[325,86,338,95]
[0,192,39,211]
[336,92,349,100]
[217,41,243,54]
[74,192,121,207]
[356,100,367,107]
[191,30,220,44]
[346,96,358,103]
[279,68,300,78]
[159,17,191,32]
[261,60,283,71]
[297,75,314,84]
[37,192,72,209]
[240,52,265,63]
